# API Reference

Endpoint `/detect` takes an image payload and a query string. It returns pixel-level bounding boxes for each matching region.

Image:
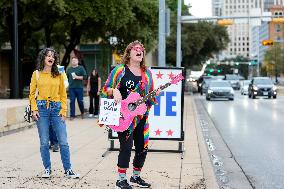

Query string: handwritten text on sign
[99,98,121,126]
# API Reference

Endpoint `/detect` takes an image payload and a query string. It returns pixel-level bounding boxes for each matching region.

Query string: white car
[240,80,251,95]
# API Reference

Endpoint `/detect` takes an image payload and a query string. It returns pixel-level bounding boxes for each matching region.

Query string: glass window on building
[276,24,281,32]
[247,48,249,51]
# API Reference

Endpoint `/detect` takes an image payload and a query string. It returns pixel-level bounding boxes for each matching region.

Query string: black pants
[117,116,147,169]
[89,91,99,115]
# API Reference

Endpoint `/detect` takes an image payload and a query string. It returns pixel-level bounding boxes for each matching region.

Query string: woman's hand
[60,114,66,122]
[113,88,122,103]
[32,111,40,121]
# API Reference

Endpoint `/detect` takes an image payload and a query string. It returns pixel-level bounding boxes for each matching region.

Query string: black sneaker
[65,169,80,179]
[116,180,133,189]
[130,176,151,188]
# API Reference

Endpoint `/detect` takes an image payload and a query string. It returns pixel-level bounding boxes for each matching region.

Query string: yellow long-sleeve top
[29,71,67,117]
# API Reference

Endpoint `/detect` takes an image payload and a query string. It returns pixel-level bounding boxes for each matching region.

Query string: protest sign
[99,98,121,126]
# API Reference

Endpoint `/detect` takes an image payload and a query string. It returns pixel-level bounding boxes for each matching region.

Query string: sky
[184,0,212,17]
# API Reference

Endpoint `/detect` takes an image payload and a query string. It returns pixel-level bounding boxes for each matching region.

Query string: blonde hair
[120,40,146,71]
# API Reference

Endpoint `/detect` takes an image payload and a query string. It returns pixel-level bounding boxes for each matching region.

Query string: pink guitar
[108,73,184,132]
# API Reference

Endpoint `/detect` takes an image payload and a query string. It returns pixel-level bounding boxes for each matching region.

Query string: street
[195,91,284,189]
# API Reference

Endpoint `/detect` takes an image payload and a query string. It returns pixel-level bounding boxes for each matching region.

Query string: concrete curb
[192,96,219,189]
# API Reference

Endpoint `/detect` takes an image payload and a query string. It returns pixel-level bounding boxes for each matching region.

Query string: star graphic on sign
[155,129,162,136]
[166,129,174,136]
[156,71,163,79]
[168,72,175,80]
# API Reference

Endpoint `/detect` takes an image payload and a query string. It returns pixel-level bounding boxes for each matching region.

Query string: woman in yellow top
[29,47,79,179]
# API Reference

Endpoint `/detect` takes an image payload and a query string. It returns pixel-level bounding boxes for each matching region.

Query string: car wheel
[229,98,234,101]
[273,95,277,99]
[206,97,210,101]
[252,95,256,99]
[268,96,271,99]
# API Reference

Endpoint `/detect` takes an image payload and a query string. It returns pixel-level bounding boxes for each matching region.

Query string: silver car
[206,80,234,101]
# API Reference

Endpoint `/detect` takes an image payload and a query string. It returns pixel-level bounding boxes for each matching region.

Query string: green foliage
[0,0,158,67]
[263,43,284,76]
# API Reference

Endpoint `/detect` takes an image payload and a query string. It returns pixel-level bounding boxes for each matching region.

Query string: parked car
[240,80,251,95]
[224,74,240,90]
[206,80,234,101]
[248,77,277,99]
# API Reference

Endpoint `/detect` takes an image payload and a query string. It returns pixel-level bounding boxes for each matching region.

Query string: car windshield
[254,79,273,85]
[210,81,231,87]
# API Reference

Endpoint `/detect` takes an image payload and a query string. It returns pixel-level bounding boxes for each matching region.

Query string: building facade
[213,0,284,60]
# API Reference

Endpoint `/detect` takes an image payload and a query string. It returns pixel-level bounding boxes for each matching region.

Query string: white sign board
[99,98,121,126]
[148,68,183,139]
[109,67,184,140]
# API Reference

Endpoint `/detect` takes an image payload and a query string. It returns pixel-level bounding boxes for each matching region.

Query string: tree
[263,43,284,80]
[166,1,229,68]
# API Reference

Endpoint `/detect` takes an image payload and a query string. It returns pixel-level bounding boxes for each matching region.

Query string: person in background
[66,56,87,120]
[100,40,160,189]
[87,68,101,118]
[49,126,59,152]
[29,47,79,179]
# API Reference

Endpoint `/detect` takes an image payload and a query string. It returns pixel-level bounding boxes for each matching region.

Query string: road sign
[272,18,284,23]
[217,19,234,26]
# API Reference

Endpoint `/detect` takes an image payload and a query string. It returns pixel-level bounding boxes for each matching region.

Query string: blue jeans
[36,100,71,170]
[69,88,84,117]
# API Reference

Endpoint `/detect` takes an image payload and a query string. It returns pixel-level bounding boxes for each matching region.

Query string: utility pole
[158,0,166,67]
[176,0,182,67]
[12,0,19,98]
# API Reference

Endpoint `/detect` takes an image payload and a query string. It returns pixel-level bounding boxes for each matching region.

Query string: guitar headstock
[170,73,184,85]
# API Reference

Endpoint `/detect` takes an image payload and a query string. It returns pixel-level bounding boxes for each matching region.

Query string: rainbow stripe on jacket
[101,64,157,149]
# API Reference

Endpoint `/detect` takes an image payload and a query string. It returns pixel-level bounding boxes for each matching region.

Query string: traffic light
[250,60,257,65]
[217,19,234,26]
[217,69,221,73]
[262,40,274,46]
[209,69,213,72]
[272,18,284,23]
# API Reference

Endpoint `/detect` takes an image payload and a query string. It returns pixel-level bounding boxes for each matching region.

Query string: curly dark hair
[36,47,60,77]
[120,40,146,71]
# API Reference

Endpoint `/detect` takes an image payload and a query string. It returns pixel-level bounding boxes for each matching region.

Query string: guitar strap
[141,69,147,93]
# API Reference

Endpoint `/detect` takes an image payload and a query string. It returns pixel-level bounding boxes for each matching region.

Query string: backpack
[24,70,39,123]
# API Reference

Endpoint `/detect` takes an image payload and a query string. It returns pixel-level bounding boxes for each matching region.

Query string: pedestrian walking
[29,47,80,179]
[66,55,87,120]
[87,68,101,118]
[49,126,59,152]
[101,40,160,189]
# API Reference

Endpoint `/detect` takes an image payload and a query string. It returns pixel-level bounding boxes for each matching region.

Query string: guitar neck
[136,82,171,105]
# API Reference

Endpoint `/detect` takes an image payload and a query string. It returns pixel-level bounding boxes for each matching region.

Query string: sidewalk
[0,95,217,189]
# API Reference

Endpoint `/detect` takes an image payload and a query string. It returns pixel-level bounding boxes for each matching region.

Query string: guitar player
[100,40,161,189]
